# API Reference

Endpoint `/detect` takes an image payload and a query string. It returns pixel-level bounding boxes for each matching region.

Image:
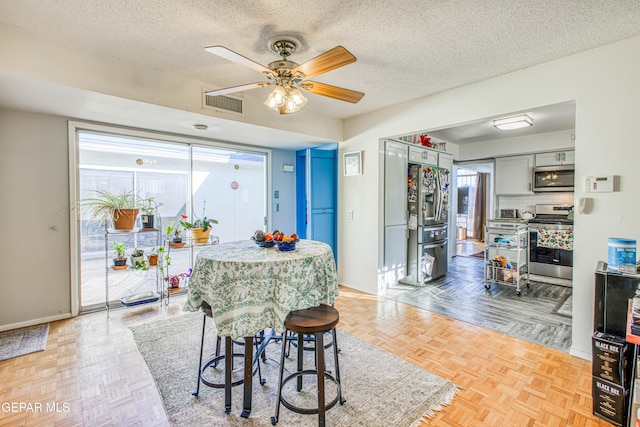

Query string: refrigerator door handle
[435,169,442,221]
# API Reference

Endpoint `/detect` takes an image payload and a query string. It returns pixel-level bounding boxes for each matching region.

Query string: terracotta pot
[148,254,159,266]
[190,228,211,243]
[112,209,139,230]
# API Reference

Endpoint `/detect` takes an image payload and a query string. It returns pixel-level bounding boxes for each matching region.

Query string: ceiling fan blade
[204,82,269,97]
[292,46,356,79]
[302,81,365,103]
[204,46,275,76]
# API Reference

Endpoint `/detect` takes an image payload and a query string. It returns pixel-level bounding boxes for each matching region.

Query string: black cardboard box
[592,331,633,388]
[592,376,629,427]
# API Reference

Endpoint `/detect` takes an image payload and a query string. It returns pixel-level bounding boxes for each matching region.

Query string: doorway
[295,145,338,261]
[454,162,494,258]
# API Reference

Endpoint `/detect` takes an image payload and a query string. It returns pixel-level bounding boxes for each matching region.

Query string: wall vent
[203,92,243,115]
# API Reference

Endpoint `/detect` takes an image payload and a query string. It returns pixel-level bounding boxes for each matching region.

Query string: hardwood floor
[0,288,610,427]
[383,256,573,352]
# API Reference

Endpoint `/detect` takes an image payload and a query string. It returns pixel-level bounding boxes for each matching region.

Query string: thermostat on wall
[588,175,617,193]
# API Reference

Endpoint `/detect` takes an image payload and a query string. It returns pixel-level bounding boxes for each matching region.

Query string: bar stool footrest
[200,353,246,388]
[279,369,342,415]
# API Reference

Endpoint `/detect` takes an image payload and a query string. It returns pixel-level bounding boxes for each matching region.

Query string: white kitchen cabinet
[495,155,534,195]
[384,140,409,285]
[535,150,575,166]
[384,140,408,226]
[408,145,438,166]
[438,152,453,171]
[384,224,407,284]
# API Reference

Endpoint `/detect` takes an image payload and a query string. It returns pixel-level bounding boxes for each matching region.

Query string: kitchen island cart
[484,221,530,295]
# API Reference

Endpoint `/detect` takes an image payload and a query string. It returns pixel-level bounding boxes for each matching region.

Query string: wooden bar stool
[271,304,345,426]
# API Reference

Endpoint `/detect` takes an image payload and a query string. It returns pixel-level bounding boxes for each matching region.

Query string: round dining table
[183,239,339,417]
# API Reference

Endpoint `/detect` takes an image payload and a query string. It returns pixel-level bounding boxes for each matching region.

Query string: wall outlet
[347,210,354,220]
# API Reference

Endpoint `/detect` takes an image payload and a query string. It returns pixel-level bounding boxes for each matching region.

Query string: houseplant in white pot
[130,248,145,268]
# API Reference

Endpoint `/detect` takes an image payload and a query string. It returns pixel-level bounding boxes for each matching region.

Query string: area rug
[0,323,49,361]
[552,294,573,318]
[131,313,458,426]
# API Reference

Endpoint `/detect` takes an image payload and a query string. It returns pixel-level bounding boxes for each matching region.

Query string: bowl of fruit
[273,231,299,252]
[251,230,275,247]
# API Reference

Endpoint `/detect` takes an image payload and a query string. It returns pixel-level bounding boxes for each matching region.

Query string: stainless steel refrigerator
[400,163,450,285]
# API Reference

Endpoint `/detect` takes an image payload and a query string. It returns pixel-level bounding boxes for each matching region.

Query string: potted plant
[139,197,161,230]
[148,247,159,266]
[82,189,140,230]
[166,221,185,248]
[180,201,218,243]
[112,242,128,269]
[130,247,145,267]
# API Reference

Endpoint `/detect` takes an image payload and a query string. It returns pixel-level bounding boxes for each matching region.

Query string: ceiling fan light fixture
[289,88,307,107]
[493,114,533,130]
[264,85,287,110]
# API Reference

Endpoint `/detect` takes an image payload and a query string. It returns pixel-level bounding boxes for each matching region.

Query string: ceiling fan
[204,36,364,114]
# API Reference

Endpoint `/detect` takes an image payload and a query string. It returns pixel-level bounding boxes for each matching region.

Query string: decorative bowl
[275,240,296,252]
[254,240,275,248]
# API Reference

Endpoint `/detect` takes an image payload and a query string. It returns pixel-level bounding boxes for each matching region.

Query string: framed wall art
[344,151,362,176]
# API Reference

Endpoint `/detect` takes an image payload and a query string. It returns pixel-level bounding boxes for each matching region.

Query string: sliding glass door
[76,130,268,311]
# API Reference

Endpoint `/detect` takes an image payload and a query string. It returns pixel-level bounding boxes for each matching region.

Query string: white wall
[340,35,640,360]
[0,109,72,328]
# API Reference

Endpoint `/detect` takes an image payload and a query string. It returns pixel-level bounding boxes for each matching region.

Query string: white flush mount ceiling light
[493,114,533,130]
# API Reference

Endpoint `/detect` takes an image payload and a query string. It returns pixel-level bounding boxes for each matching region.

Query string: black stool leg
[192,314,207,396]
[316,331,326,427]
[332,328,345,405]
[212,335,221,368]
[296,333,304,392]
[255,336,266,385]
[224,336,232,414]
[271,327,288,425]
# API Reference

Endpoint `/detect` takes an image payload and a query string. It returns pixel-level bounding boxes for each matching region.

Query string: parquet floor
[0,287,611,426]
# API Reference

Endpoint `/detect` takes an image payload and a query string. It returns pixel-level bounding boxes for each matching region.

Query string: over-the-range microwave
[532,165,575,192]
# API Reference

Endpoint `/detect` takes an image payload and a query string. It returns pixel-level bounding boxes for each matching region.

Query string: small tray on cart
[120,291,160,306]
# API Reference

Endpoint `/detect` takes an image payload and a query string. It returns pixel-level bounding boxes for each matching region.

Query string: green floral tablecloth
[184,239,339,339]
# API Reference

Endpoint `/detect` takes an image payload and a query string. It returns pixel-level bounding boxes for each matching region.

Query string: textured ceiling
[1,1,640,142]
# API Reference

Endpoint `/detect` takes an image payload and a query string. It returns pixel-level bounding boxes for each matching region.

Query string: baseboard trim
[0,313,72,332]
[570,346,591,361]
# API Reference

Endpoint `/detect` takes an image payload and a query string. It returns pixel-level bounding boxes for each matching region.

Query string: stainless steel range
[528,204,573,280]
